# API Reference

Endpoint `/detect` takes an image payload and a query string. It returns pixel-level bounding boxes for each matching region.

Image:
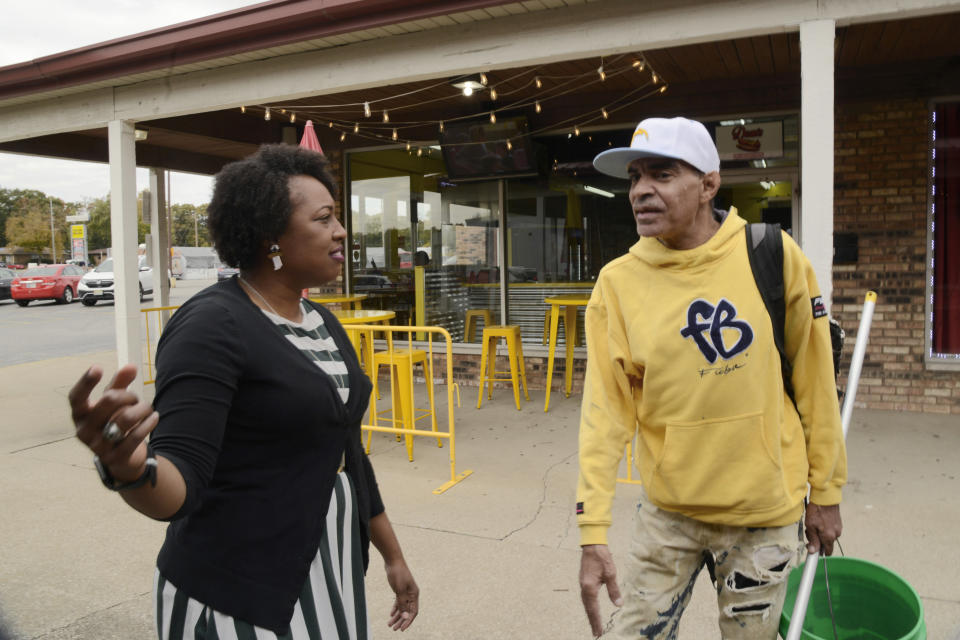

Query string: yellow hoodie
[577,209,846,546]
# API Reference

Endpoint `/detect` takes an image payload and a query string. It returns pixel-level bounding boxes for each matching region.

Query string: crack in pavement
[499,450,577,542]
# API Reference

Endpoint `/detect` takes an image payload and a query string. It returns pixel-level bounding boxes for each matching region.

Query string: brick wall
[833,98,960,414]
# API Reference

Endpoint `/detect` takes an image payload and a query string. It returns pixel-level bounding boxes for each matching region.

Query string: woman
[69,144,419,639]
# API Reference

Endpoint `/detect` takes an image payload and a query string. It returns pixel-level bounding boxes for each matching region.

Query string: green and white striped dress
[154,301,369,640]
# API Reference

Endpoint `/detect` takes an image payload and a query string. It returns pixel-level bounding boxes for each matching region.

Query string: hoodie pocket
[650,412,786,514]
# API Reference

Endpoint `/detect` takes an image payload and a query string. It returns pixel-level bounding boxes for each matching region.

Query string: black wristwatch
[94,444,159,491]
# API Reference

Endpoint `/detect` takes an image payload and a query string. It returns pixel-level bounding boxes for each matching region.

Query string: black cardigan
[150,278,381,633]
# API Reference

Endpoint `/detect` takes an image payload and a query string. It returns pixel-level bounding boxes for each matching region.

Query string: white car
[78,257,154,306]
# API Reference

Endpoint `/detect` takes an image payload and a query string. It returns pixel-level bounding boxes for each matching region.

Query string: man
[576,117,845,639]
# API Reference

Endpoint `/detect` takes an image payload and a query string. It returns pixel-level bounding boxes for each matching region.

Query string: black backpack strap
[744,223,796,409]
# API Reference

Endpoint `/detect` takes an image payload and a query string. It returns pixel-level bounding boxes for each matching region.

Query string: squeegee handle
[784,291,877,640]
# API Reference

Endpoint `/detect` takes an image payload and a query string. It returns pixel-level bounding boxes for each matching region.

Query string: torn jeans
[607,489,803,640]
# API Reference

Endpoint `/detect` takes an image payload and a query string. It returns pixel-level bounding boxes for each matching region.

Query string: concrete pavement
[1,347,958,639]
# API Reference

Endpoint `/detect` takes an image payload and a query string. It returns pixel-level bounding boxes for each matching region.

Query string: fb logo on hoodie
[680,298,754,364]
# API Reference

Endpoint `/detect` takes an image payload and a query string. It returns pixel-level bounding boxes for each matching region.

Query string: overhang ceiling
[2,12,959,176]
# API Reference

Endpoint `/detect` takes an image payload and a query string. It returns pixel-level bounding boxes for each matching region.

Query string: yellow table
[310,293,368,310]
[333,309,395,377]
[543,294,591,412]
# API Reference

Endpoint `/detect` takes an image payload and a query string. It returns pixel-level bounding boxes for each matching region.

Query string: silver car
[78,257,154,306]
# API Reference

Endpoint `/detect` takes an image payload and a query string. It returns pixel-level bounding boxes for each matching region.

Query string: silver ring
[102,422,124,443]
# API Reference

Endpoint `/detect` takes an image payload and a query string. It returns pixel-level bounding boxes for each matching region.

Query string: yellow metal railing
[347,324,472,494]
[141,305,180,385]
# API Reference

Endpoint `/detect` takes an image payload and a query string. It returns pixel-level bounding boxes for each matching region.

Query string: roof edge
[0,0,520,102]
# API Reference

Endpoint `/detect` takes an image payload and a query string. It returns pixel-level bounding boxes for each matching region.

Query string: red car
[10,264,85,306]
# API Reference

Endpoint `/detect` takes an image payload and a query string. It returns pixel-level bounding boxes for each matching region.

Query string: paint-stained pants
[607,490,804,640]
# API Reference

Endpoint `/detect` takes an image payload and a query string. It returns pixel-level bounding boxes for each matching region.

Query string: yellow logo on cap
[632,128,649,143]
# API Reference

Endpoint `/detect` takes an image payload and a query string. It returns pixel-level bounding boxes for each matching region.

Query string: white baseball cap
[593,117,720,178]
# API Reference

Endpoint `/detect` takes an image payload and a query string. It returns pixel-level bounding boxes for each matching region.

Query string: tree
[170,203,211,247]
[5,207,51,252]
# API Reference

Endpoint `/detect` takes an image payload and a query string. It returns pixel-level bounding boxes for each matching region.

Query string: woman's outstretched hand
[385,558,419,631]
[69,364,159,481]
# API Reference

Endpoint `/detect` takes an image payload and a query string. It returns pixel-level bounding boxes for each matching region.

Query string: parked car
[0,267,15,300]
[10,264,84,306]
[353,274,395,292]
[78,257,154,306]
[217,264,240,281]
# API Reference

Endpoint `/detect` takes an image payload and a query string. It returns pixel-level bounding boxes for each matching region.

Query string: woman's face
[276,175,346,285]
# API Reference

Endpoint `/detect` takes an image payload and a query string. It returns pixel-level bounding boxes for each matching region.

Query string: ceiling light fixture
[585,185,615,198]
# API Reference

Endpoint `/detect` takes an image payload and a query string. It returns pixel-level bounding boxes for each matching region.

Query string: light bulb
[598,66,605,81]
[240,105,246,113]
[328,121,333,128]
[480,73,488,86]
[280,109,286,114]
[363,101,371,117]
[490,87,498,101]
[264,108,271,121]
[383,110,389,123]
[290,112,296,123]
[490,112,496,124]
[574,126,580,136]
[439,120,445,133]
[652,72,659,84]
[506,139,513,151]
[392,128,397,141]
[354,123,359,133]
[535,76,542,89]
[417,147,423,157]
[659,84,668,93]
[463,85,474,97]
[602,108,609,119]
[535,101,541,114]
[406,142,411,151]
[340,132,346,142]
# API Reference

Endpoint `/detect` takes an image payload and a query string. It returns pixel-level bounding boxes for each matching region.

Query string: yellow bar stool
[477,325,529,410]
[464,309,493,342]
[370,348,440,461]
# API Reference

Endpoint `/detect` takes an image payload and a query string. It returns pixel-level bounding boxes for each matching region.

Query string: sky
[0,1,260,206]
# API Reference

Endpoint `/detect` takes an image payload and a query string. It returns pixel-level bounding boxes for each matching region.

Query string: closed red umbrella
[299,120,324,154]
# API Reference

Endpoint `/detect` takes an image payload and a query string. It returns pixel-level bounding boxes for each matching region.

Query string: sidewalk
[0,351,958,639]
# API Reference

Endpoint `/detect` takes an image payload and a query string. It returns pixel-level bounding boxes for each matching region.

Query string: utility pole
[48,197,56,263]
[194,208,199,247]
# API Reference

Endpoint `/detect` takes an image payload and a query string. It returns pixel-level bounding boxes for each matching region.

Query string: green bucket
[779,557,926,640]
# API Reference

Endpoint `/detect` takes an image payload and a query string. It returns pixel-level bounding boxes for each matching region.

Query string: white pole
[49,197,56,262]
[785,291,877,640]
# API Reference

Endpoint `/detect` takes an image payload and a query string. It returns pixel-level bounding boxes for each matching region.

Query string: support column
[108,120,142,387]
[800,19,836,310]
[149,168,171,310]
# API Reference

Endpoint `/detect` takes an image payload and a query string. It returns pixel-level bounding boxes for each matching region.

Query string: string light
[659,84,668,93]
[490,87,498,101]
[392,128,398,141]
[598,65,606,81]
[535,101,542,114]
[601,108,609,119]
[340,131,346,142]
[354,122,359,133]
[383,110,389,123]
[506,139,513,151]
[439,120,444,133]
[406,142,411,151]
[633,59,645,71]
[328,121,333,128]
[535,76,542,89]
[463,85,474,97]
[417,147,423,157]
[480,73,488,86]
[652,71,659,84]
[363,101,371,117]
[280,109,286,114]
[240,105,246,114]
[289,112,296,123]
[490,112,496,124]
[264,108,271,121]
[574,125,580,136]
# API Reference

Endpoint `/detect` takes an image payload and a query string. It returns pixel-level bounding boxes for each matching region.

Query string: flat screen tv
[440,116,536,180]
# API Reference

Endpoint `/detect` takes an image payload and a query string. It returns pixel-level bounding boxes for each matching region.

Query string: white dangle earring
[267,243,283,270]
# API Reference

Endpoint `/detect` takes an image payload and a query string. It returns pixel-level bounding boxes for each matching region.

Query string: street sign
[66,213,90,222]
